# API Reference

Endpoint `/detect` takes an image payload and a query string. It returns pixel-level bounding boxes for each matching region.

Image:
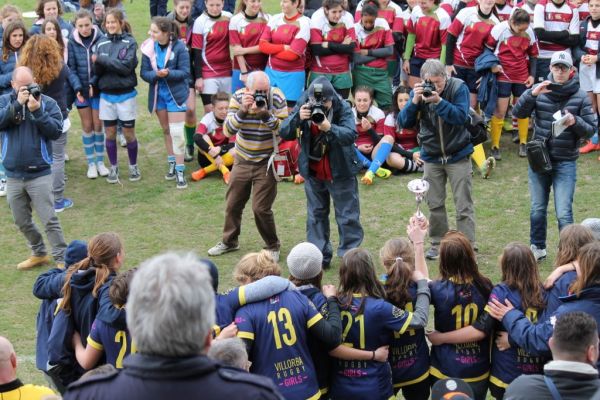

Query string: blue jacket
[67,27,105,95]
[92,33,138,94]
[30,17,73,38]
[0,50,18,95]
[140,38,190,113]
[0,92,63,179]
[502,285,600,368]
[280,83,360,180]
[474,48,499,118]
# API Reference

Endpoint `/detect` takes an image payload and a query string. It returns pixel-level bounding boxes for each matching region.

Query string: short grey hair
[246,71,270,90]
[207,337,249,370]
[127,252,216,357]
[420,59,446,80]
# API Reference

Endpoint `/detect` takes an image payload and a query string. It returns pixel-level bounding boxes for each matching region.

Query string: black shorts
[497,81,527,98]
[454,66,481,94]
[409,57,427,78]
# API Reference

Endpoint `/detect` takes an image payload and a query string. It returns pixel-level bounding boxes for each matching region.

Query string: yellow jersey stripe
[306,389,321,400]
[87,336,104,351]
[398,312,414,335]
[319,387,329,395]
[489,375,510,388]
[212,325,222,337]
[429,366,490,382]
[307,313,324,328]
[393,371,430,388]
[237,331,255,340]
[239,286,246,306]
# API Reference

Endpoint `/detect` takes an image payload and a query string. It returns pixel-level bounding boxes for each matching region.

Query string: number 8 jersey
[235,290,323,400]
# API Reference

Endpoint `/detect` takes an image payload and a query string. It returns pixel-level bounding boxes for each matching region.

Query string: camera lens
[255,99,266,108]
[311,110,325,123]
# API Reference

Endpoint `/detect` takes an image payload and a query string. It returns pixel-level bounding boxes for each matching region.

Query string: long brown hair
[570,242,600,296]
[500,243,546,311]
[439,231,493,299]
[104,8,132,34]
[35,0,63,19]
[338,248,386,315]
[18,34,63,86]
[60,232,123,314]
[2,21,28,62]
[555,224,596,267]
[42,18,65,56]
[380,238,414,308]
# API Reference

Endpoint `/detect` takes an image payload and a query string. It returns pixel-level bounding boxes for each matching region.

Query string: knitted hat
[287,242,323,280]
[200,258,219,292]
[65,240,88,268]
[582,218,600,241]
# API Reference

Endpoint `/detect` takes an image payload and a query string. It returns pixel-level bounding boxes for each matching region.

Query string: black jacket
[64,354,283,400]
[513,74,596,162]
[92,32,138,95]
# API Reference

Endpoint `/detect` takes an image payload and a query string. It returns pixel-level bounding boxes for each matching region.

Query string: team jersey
[236,290,323,400]
[429,279,491,382]
[486,283,548,389]
[400,7,412,35]
[440,0,479,16]
[87,318,136,369]
[543,270,577,318]
[496,2,514,21]
[355,0,404,33]
[310,9,356,74]
[330,295,413,400]
[406,5,452,59]
[579,1,590,21]
[191,11,233,78]
[214,286,246,334]
[383,113,419,150]
[581,18,600,54]
[517,0,536,19]
[353,106,386,146]
[197,111,234,147]
[381,277,430,388]
[533,0,579,58]
[486,20,539,83]
[354,18,395,69]
[261,12,311,72]
[229,11,270,71]
[447,6,499,67]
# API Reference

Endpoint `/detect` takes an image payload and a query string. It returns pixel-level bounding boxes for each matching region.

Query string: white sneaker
[96,161,110,177]
[530,244,547,262]
[0,179,6,197]
[208,242,240,256]
[87,164,98,179]
[118,131,127,147]
[269,250,280,263]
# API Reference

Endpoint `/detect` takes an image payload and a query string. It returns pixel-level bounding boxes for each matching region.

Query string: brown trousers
[222,157,280,250]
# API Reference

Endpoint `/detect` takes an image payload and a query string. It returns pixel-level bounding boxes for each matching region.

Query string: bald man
[208,71,288,261]
[0,66,67,270]
[0,336,56,399]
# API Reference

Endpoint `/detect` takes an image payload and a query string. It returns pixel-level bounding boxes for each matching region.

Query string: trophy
[407,179,429,219]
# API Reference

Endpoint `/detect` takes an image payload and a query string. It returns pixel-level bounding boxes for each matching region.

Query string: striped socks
[82,132,95,165]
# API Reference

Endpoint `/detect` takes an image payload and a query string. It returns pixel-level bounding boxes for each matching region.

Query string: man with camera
[281,77,362,269]
[208,71,288,261]
[398,59,475,260]
[512,51,596,262]
[0,67,67,270]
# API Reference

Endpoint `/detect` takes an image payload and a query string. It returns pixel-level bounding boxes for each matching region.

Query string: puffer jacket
[0,92,63,179]
[92,32,138,94]
[140,38,191,113]
[30,16,73,38]
[0,50,19,95]
[68,27,105,95]
[513,73,596,162]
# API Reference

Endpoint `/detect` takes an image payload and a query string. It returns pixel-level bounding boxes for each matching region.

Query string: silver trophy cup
[407,179,430,219]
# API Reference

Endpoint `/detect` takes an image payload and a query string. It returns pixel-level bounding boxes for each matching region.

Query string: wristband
[240,71,249,75]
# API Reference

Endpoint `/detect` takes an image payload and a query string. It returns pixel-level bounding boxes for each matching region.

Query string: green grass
[1,0,599,390]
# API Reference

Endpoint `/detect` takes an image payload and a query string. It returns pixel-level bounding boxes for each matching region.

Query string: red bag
[269,139,300,182]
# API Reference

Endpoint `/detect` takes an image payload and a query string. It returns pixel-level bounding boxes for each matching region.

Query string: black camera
[254,90,268,108]
[421,80,435,98]
[356,111,369,121]
[27,84,42,101]
[308,83,327,124]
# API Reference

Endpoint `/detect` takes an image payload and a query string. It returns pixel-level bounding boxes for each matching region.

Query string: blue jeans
[305,175,364,265]
[528,161,577,249]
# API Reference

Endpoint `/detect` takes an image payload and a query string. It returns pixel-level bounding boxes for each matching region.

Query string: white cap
[582,218,600,241]
[550,51,573,69]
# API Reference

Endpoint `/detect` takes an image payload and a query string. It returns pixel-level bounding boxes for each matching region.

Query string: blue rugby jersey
[543,270,577,319]
[429,279,490,382]
[215,287,244,334]
[87,318,136,369]
[330,295,413,400]
[235,290,323,400]
[487,283,547,390]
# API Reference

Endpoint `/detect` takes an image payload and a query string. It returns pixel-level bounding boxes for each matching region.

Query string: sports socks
[517,118,529,144]
[185,124,195,146]
[94,131,105,163]
[82,132,95,165]
[106,138,118,166]
[368,141,392,175]
[400,158,421,172]
[490,115,504,149]
[126,140,138,166]
[471,144,486,169]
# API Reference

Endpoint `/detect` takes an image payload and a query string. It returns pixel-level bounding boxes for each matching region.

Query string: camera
[356,111,369,121]
[27,84,42,101]
[421,80,436,98]
[307,83,327,124]
[254,90,268,108]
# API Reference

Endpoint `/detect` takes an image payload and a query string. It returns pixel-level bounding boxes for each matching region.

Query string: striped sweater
[224,87,288,161]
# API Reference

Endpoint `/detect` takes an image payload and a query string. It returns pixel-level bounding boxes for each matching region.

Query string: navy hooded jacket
[474,48,499,118]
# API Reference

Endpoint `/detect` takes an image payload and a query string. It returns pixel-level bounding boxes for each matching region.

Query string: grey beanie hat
[582,218,600,241]
[287,242,323,280]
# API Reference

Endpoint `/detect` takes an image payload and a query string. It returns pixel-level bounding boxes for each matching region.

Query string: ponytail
[384,257,413,308]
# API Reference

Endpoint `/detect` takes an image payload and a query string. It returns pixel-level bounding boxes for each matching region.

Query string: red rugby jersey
[229,11,270,70]
[447,6,499,67]
[260,12,311,72]
[310,9,356,74]
[191,11,232,78]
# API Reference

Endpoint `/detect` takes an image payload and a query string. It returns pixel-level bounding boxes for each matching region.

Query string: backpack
[467,108,489,146]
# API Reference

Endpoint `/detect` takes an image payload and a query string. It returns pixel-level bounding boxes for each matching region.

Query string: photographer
[208,71,288,261]
[280,77,362,269]
[0,66,67,270]
[398,58,475,260]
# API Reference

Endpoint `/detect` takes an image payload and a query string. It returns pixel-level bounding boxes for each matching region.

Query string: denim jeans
[528,161,577,249]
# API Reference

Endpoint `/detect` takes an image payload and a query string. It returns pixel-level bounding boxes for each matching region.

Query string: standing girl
[485,9,538,160]
[141,17,191,189]
[30,0,73,39]
[43,18,68,62]
[259,0,311,107]
[191,0,232,114]
[428,231,493,400]
[229,0,270,92]
[0,5,21,39]
[68,10,108,180]
[92,8,140,184]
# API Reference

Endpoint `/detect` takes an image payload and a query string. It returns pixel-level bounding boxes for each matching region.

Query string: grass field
[0,0,599,389]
